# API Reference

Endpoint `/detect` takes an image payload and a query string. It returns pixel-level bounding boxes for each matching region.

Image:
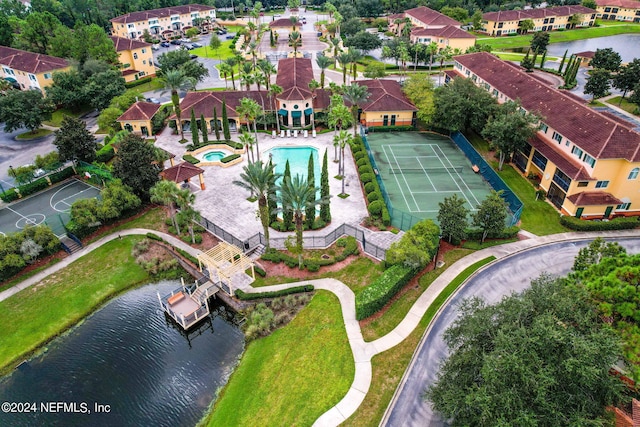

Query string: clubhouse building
[447,52,640,219]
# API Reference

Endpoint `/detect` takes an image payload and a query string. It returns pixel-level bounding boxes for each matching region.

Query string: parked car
[160,41,170,47]
[170,39,182,45]
[181,44,194,50]
[151,44,160,51]
[190,54,198,60]
[191,42,202,48]
[146,97,161,104]
[225,34,234,39]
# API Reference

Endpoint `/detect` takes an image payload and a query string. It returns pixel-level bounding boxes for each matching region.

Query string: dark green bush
[0,188,19,202]
[355,265,416,320]
[235,284,314,300]
[354,151,366,160]
[175,247,199,265]
[305,260,320,272]
[559,215,638,231]
[221,154,240,163]
[369,125,415,132]
[367,191,381,202]
[254,265,266,277]
[95,145,115,163]
[360,173,374,183]
[358,165,373,175]
[225,141,243,150]
[364,182,376,193]
[356,158,369,167]
[19,178,49,197]
[382,207,391,226]
[124,76,152,88]
[465,225,520,240]
[49,167,74,184]
[146,232,163,241]
[183,154,200,164]
[368,200,384,216]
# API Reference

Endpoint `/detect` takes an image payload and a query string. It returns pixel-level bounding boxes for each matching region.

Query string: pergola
[196,242,255,296]
[160,161,205,190]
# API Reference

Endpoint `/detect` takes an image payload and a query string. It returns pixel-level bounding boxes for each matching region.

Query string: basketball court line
[5,206,41,227]
[50,181,100,213]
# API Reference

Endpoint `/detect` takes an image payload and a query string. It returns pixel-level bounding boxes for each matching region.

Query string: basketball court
[364,132,495,228]
[0,179,101,237]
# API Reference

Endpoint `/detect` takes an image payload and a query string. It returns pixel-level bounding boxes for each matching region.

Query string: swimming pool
[265,146,321,187]
[202,150,226,162]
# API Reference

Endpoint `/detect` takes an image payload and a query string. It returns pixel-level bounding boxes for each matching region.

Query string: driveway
[381,237,640,427]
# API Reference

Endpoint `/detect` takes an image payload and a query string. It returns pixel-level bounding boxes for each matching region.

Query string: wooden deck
[158,278,220,330]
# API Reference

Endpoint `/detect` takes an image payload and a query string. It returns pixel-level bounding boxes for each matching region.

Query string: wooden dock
[158,278,220,330]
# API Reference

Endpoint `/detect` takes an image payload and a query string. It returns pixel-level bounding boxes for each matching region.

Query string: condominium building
[594,0,640,22]
[481,5,596,36]
[0,46,70,92]
[110,4,216,40]
[110,36,156,82]
[448,52,640,219]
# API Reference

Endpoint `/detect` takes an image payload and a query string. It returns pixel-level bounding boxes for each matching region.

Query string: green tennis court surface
[0,179,101,237]
[365,132,494,229]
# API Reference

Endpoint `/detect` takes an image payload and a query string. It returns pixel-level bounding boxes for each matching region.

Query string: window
[628,168,639,179]
[44,73,51,79]
[471,74,477,82]
[595,180,609,188]
[612,8,619,13]
[604,7,611,12]
[539,123,548,133]
[465,70,470,76]
[28,74,36,81]
[571,146,583,158]
[617,202,631,210]
[553,169,571,191]
[305,103,309,107]
[133,53,138,59]
[294,104,299,109]
[583,153,596,168]
[577,181,589,187]
[142,48,146,53]
[552,131,562,143]
[543,18,549,24]
[3,67,14,75]
[492,89,498,96]
[498,23,503,28]
[550,18,555,23]
[532,150,548,170]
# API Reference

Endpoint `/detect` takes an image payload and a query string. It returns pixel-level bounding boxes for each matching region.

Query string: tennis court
[0,179,101,237]
[364,132,494,229]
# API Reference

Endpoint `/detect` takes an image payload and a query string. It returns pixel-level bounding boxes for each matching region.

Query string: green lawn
[16,128,53,140]
[606,96,639,116]
[124,78,164,95]
[465,132,568,236]
[493,51,559,62]
[343,256,496,426]
[479,22,640,50]
[203,291,353,426]
[43,107,92,127]
[0,236,148,376]
[192,40,235,60]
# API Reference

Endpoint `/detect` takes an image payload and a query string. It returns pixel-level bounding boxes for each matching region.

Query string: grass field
[478,22,640,50]
[606,96,639,115]
[0,236,148,376]
[203,291,353,426]
[494,51,559,61]
[16,129,53,140]
[192,40,235,59]
[124,78,164,95]
[43,107,92,127]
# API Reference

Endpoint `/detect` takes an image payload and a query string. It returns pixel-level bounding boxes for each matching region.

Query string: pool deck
[155,127,402,252]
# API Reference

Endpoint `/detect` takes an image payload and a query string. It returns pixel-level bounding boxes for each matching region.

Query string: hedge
[183,154,200,164]
[124,76,153,88]
[176,247,199,266]
[465,225,520,241]
[221,154,241,163]
[355,264,416,320]
[369,125,415,133]
[364,182,376,193]
[18,177,49,198]
[95,145,116,163]
[235,284,314,300]
[0,188,19,202]
[146,232,164,241]
[49,167,74,184]
[560,215,639,231]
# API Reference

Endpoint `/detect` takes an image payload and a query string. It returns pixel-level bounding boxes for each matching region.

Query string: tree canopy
[437,194,468,244]
[472,190,507,242]
[0,89,54,132]
[113,134,160,199]
[590,47,622,72]
[403,73,435,125]
[432,77,498,133]
[584,68,611,101]
[385,219,440,269]
[53,116,97,162]
[530,31,550,53]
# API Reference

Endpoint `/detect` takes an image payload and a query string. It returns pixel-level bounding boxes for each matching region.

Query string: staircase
[247,244,266,259]
[190,281,219,304]
[59,235,82,254]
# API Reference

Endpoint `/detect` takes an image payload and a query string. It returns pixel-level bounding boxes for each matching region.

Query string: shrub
[369,125,414,132]
[559,216,638,231]
[368,200,384,216]
[176,247,199,265]
[367,191,381,202]
[221,154,240,163]
[464,225,520,240]
[95,145,115,163]
[356,157,369,167]
[0,188,19,202]
[183,154,200,164]
[358,165,373,175]
[305,260,320,272]
[235,284,314,300]
[354,151,366,160]
[382,207,391,226]
[225,141,244,150]
[124,76,153,88]
[364,182,376,193]
[49,166,74,184]
[360,173,374,183]
[355,265,416,320]
[146,232,164,241]
[19,178,49,198]
[254,265,266,277]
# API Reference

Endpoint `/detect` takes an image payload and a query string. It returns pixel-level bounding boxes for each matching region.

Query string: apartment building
[110,36,156,82]
[448,52,640,219]
[595,0,640,22]
[110,4,216,40]
[481,5,596,36]
[0,46,70,92]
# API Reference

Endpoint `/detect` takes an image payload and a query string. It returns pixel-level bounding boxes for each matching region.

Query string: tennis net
[388,166,464,174]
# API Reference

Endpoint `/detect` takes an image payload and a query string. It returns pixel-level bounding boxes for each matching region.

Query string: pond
[546,34,640,63]
[0,280,244,427]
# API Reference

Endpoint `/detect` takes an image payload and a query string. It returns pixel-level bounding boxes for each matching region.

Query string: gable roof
[567,191,622,206]
[110,36,151,52]
[405,6,460,27]
[595,0,640,8]
[160,162,204,183]
[412,25,476,39]
[110,4,214,24]
[276,58,314,100]
[0,47,68,74]
[117,102,161,121]
[453,52,640,162]
[483,5,595,22]
[175,91,267,119]
[355,79,417,112]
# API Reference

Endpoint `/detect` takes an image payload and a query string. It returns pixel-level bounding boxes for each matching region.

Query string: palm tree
[308,79,320,129]
[237,97,263,161]
[328,101,352,138]
[401,19,413,38]
[257,59,276,90]
[334,130,353,195]
[342,83,370,137]
[329,36,341,64]
[437,46,454,86]
[336,52,350,84]
[268,83,283,133]
[412,43,423,71]
[175,189,200,244]
[150,180,181,235]
[316,55,331,87]
[238,130,256,163]
[398,42,410,82]
[224,57,237,90]
[349,48,363,81]
[289,31,302,57]
[240,68,255,91]
[277,174,326,268]
[254,70,266,91]
[219,63,232,90]
[248,41,258,67]
[160,69,196,140]
[425,41,439,74]
[233,161,280,249]
[289,16,299,30]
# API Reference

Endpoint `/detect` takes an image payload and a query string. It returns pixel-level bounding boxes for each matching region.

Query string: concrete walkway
[3,228,640,426]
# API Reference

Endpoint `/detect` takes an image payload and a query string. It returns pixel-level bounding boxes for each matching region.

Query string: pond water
[0,280,244,427]
[546,34,640,63]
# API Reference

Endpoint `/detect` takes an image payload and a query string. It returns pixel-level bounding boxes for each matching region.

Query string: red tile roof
[567,191,622,206]
[160,162,204,183]
[110,36,151,52]
[0,47,68,74]
[575,51,595,58]
[595,0,640,8]
[175,91,268,120]
[411,25,476,39]
[355,79,417,112]
[276,58,314,100]
[117,101,161,121]
[269,18,298,28]
[454,52,640,162]
[111,4,214,24]
[483,5,596,22]
[122,69,139,76]
[405,6,460,27]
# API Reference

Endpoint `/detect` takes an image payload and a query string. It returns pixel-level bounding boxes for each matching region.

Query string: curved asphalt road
[382,237,640,427]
